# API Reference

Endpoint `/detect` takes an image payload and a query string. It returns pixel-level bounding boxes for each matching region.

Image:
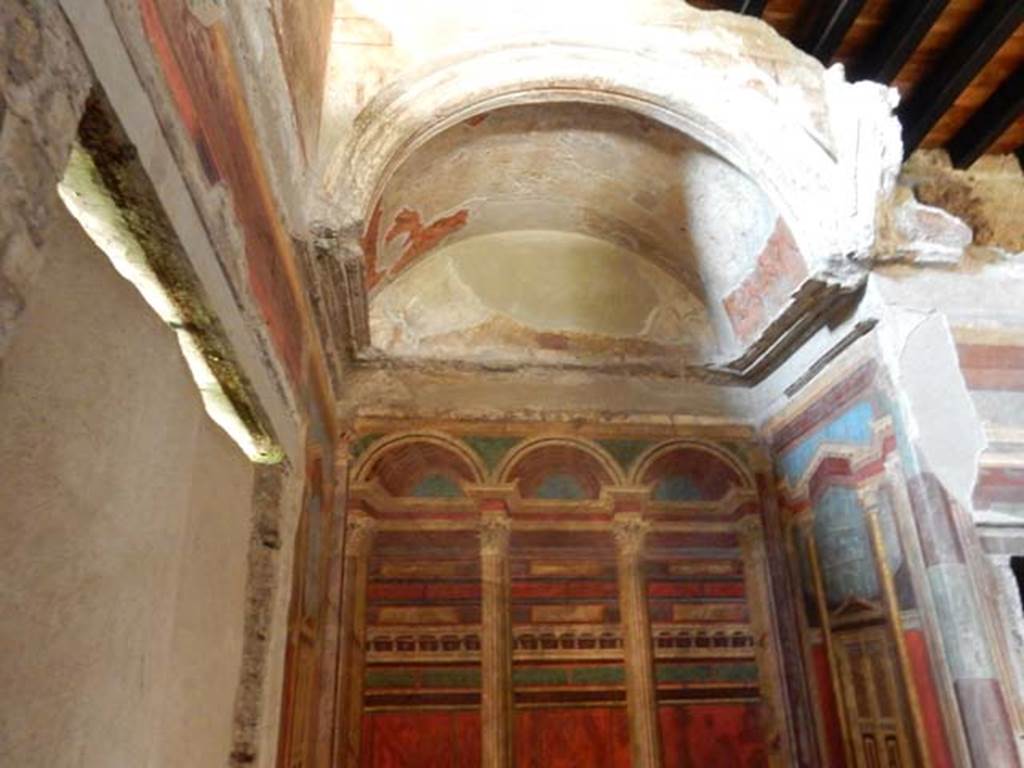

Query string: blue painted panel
[410,472,463,498]
[813,485,879,606]
[778,401,875,486]
[534,473,587,500]
[653,475,707,502]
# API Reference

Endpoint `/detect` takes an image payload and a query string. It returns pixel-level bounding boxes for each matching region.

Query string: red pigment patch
[138,0,200,138]
[535,332,570,351]
[384,207,469,278]
[360,202,384,289]
[138,0,304,383]
[956,342,1024,392]
[723,217,807,344]
[465,112,489,127]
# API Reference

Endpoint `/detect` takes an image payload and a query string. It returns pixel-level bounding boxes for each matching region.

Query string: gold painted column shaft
[612,513,663,768]
[803,521,858,768]
[480,503,514,768]
[864,504,931,767]
[333,511,374,768]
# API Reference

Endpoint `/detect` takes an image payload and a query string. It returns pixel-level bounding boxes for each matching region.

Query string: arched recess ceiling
[365,103,782,370]
[314,1,903,381]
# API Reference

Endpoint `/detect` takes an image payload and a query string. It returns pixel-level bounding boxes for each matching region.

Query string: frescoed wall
[768,352,959,768]
[332,423,794,767]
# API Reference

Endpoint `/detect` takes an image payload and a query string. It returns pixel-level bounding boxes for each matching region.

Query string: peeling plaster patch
[383,206,469,277]
[723,217,806,343]
[875,187,972,264]
[891,309,985,511]
[902,151,1024,254]
[365,103,778,300]
[368,230,709,366]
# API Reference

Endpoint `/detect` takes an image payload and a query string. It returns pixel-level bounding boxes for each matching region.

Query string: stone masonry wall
[0,0,91,359]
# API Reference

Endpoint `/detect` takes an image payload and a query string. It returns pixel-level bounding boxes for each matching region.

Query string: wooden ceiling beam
[798,0,868,63]
[899,0,1024,156]
[848,0,949,83]
[716,0,767,16]
[947,65,1024,168]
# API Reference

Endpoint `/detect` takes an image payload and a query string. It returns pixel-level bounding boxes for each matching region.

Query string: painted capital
[737,513,764,539]
[857,482,883,514]
[335,429,357,469]
[480,513,512,556]
[344,512,376,558]
[612,514,650,557]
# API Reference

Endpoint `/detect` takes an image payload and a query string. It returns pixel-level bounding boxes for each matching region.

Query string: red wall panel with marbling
[812,643,847,768]
[514,706,630,768]
[659,703,768,767]
[360,710,482,768]
[905,629,954,768]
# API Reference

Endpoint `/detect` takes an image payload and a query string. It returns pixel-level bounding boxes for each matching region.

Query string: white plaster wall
[0,207,254,767]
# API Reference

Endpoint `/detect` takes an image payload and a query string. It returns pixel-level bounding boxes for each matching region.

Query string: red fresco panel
[647,581,746,599]
[511,581,618,600]
[360,710,482,768]
[658,703,768,767]
[812,643,847,768]
[904,629,954,768]
[514,706,631,768]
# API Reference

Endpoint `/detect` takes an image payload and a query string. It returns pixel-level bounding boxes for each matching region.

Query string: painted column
[907,472,1020,767]
[478,499,514,768]
[862,487,932,766]
[333,509,375,768]
[737,514,795,768]
[612,511,662,768]
[318,439,351,767]
[753,457,821,768]
[802,518,858,768]
[882,456,973,767]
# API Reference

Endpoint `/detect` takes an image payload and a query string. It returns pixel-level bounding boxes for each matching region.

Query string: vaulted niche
[363,103,799,373]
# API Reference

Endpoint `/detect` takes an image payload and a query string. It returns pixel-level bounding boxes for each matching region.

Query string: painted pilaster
[737,514,795,768]
[908,472,1019,767]
[478,498,514,768]
[882,456,973,767]
[877,299,1019,765]
[318,438,352,767]
[753,454,820,768]
[333,509,375,768]
[611,510,662,768]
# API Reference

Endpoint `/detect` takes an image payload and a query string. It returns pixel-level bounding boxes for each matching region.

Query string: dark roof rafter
[847,0,949,82]
[717,0,767,16]
[898,0,1024,156]
[947,65,1024,168]
[798,0,868,63]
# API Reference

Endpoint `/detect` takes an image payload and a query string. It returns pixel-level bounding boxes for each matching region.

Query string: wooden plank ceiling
[692,0,1024,168]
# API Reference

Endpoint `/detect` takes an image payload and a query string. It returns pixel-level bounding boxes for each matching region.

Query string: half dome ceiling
[363,102,785,371]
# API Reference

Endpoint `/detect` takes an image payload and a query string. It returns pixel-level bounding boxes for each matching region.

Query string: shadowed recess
[505,444,617,500]
[364,439,478,497]
[640,446,744,502]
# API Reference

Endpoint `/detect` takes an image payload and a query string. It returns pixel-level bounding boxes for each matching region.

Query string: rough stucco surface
[901,151,1024,255]
[0,207,254,767]
[0,0,90,359]
[370,230,712,368]
[360,102,783,367]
